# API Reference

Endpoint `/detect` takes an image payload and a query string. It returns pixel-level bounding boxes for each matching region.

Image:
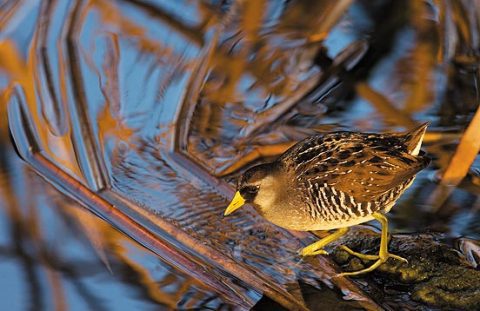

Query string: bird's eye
[240,186,259,197]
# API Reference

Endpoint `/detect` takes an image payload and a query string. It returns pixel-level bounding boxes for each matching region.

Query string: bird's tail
[402,122,429,156]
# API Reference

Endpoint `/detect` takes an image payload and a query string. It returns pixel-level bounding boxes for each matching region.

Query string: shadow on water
[0,0,479,309]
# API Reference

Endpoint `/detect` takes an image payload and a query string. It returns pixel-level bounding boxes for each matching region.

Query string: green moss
[413,268,480,310]
[345,257,366,272]
[330,230,480,310]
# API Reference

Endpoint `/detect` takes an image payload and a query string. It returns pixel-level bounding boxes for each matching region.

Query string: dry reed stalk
[441,105,480,185]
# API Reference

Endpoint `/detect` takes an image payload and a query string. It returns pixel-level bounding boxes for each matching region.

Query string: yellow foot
[337,245,408,277]
[299,227,349,257]
[299,245,328,256]
[339,245,408,263]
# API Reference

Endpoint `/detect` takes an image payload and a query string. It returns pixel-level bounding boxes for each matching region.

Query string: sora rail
[224,123,430,276]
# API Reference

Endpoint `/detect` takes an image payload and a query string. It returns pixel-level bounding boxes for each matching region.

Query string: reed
[441,106,480,185]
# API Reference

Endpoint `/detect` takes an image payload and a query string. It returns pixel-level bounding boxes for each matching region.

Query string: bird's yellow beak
[224,191,245,216]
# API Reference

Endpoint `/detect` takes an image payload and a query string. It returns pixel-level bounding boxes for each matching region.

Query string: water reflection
[0,141,228,309]
[1,0,480,309]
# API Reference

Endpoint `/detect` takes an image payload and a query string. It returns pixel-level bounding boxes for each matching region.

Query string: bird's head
[224,162,279,216]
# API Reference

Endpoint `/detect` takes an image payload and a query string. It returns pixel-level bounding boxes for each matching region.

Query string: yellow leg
[300,227,349,256]
[338,212,408,277]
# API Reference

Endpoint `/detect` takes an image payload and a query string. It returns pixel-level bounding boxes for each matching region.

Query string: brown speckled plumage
[233,123,430,231]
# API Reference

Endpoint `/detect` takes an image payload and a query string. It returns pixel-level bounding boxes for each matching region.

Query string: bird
[224,123,430,276]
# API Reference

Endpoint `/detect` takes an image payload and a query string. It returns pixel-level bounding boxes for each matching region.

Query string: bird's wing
[292,136,429,202]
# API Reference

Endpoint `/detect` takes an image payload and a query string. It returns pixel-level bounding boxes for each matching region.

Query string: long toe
[387,253,408,264]
[339,253,409,277]
[338,258,384,277]
[299,246,328,256]
[339,245,379,261]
